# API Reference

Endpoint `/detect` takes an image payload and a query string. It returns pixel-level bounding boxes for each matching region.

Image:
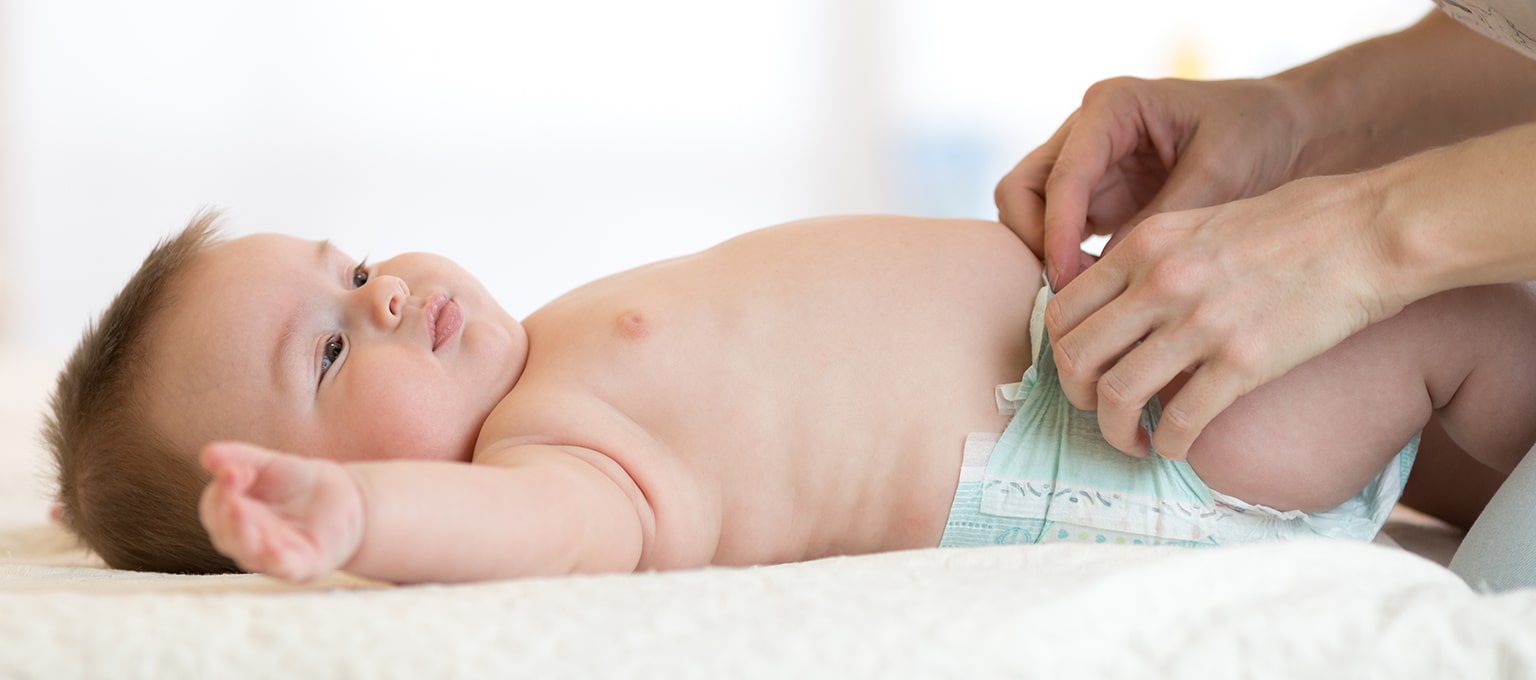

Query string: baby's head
[46,211,528,573]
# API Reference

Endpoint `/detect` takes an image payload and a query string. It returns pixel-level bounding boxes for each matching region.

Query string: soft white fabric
[1,524,1535,679]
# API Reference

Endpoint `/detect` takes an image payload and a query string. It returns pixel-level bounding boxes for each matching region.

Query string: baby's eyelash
[352,258,370,288]
[320,335,344,379]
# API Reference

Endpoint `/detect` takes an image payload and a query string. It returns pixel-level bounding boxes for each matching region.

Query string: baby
[45,211,1536,583]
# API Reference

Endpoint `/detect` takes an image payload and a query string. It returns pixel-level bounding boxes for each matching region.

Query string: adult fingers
[994,164,1048,255]
[1148,363,1246,460]
[1089,331,1201,458]
[1046,276,1149,412]
[1041,124,1118,290]
[1042,84,1155,289]
[996,112,1079,256]
[1043,238,1134,342]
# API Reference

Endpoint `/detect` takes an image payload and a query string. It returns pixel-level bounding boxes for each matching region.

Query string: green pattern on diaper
[939,287,1417,549]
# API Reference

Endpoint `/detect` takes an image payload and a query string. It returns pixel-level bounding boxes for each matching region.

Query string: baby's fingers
[199,441,275,490]
[265,530,325,583]
[200,481,318,581]
[200,479,261,565]
[241,511,324,582]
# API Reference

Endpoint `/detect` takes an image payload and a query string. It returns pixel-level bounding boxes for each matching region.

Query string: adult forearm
[1276,11,1536,176]
[1368,121,1536,303]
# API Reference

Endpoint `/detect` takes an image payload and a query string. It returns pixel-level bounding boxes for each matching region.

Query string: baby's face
[147,233,527,464]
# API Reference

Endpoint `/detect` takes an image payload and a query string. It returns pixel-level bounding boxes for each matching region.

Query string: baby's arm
[198,441,648,584]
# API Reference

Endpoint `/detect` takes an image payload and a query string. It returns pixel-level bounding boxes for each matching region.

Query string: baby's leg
[1181,283,1536,514]
[1423,283,1536,474]
[1397,419,1506,530]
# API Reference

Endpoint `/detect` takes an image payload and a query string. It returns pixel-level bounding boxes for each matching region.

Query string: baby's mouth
[424,293,462,351]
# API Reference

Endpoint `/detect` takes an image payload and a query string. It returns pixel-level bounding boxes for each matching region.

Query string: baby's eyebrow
[316,239,336,263]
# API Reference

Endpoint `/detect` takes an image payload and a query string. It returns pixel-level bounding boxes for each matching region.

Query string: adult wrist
[1268,62,1370,179]
[1363,123,1536,308]
[1248,74,1321,184]
[1358,152,1461,310]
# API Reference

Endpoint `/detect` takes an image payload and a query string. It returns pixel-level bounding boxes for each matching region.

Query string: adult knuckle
[1080,79,1113,106]
[1159,404,1199,437]
[1043,299,1068,339]
[1052,339,1085,380]
[1082,76,1139,107]
[1096,370,1136,411]
[1143,256,1201,300]
[1043,156,1081,191]
[1217,340,1266,379]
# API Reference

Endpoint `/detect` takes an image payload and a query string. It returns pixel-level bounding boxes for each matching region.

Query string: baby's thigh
[1398,419,1507,530]
[1182,294,1459,513]
[1425,283,1536,474]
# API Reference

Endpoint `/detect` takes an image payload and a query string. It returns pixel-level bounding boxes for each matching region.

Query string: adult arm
[1282,10,1536,176]
[198,441,649,584]
[995,9,1536,458]
[996,10,1536,291]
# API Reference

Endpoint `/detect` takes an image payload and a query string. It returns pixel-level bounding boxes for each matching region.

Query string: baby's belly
[564,215,1041,566]
[658,374,1016,566]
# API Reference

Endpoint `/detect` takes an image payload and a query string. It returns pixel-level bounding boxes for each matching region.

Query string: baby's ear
[49,502,64,524]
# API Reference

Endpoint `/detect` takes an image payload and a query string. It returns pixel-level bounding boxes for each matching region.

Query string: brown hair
[43,210,239,573]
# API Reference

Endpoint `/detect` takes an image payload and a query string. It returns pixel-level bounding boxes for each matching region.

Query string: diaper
[939,287,1418,549]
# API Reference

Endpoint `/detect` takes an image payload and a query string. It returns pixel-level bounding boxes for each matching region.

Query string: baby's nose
[365,275,410,327]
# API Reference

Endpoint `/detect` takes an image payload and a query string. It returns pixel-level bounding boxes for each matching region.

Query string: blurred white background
[0,0,1428,355]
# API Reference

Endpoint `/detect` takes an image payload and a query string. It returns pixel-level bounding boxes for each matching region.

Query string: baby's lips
[424,293,462,350]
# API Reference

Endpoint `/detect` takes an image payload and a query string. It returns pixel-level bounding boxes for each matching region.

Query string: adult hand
[995,76,1310,290]
[1044,173,1402,460]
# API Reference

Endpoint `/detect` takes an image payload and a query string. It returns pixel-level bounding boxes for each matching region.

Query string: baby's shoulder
[477,378,608,446]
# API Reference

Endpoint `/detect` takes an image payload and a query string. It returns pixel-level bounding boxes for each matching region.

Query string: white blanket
[5,351,1535,679]
[3,525,1535,679]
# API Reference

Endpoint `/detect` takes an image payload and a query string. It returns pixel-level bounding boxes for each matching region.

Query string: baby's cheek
[351,365,472,461]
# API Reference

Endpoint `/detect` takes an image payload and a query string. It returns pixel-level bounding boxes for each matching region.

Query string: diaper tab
[995,383,1022,416]
[958,433,998,484]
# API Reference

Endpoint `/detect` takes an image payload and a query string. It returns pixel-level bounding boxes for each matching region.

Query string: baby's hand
[198,442,365,583]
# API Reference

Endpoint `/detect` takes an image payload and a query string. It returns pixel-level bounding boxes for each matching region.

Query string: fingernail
[1045,264,1058,291]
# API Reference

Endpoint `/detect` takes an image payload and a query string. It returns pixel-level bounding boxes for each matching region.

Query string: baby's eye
[352,261,370,289]
[320,336,344,377]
